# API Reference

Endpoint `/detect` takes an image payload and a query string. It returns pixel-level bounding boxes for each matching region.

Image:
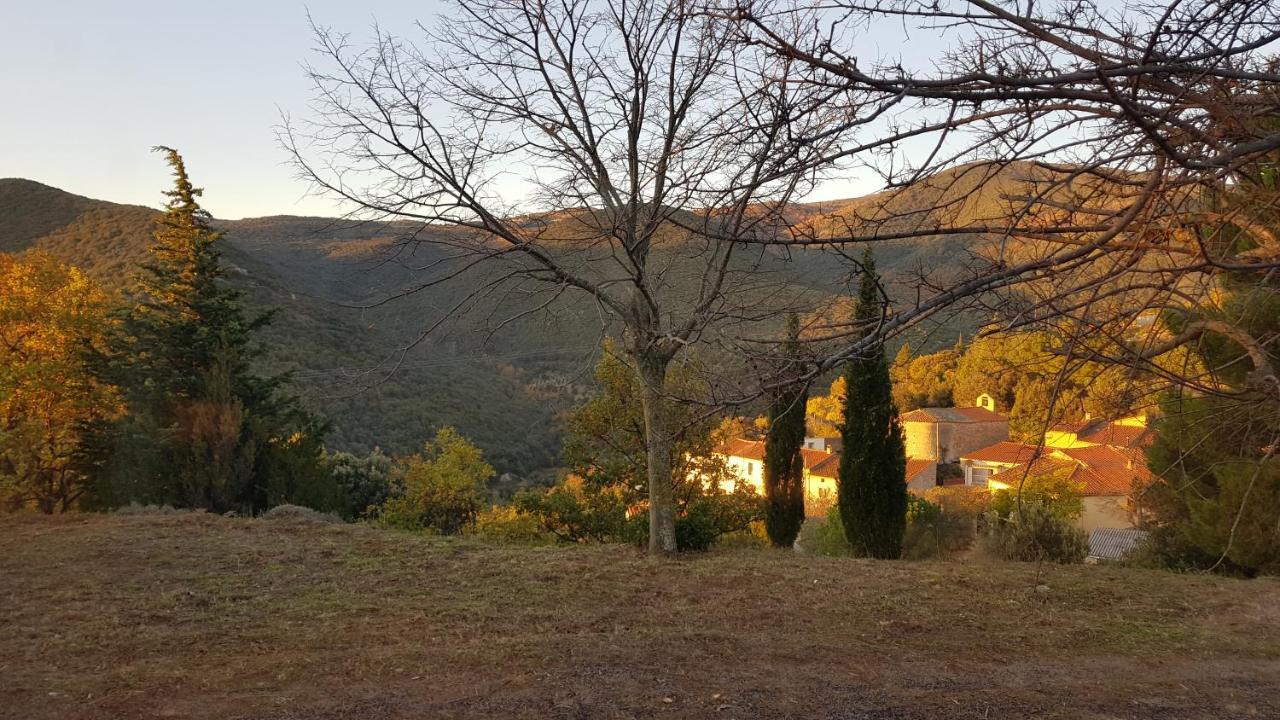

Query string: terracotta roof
[1079,423,1155,449]
[1050,419,1155,449]
[800,448,833,472]
[989,446,1154,497]
[718,438,764,460]
[809,452,841,478]
[901,406,1007,424]
[906,458,934,482]
[961,441,1044,465]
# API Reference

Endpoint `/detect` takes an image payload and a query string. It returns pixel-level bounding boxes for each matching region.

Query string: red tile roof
[961,441,1044,465]
[809,453,841,478]
[1050,419,1155,449]
[718,438,764,460]
[1079,423,1155,449]
[901,406,1007,424]
[906,459,934,482]
[989,446,1154,497]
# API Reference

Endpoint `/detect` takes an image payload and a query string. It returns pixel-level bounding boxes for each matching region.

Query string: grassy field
[2,513,1277,720]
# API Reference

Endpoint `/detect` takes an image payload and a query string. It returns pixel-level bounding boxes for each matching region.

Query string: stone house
[901,395,1009,463]
[714,438,935,518]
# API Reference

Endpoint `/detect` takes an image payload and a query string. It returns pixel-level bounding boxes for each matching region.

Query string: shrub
[902,489,987,559]
[377,428,494,534]
[514,475,630,542]
[717,520,770,550]
[470,505,555,545]
[801,505,855,557]
[261,503,342,524]
[985,501,1088,564]
[989,466,1084,521]
[328,448,398,520]
[627,485,763,552]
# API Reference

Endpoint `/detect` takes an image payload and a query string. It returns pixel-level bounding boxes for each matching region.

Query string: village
[714,392,1154,561]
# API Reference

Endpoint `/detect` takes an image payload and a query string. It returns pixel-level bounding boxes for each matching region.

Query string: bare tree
[726,0,1280,399]
[284,0,850,552]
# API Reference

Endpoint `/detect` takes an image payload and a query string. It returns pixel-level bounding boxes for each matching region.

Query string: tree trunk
[636,351,678,554]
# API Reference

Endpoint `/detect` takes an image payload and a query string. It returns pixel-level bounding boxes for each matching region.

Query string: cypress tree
[763,314,808,548]
[90,147,332,512]
[837,249,908,558]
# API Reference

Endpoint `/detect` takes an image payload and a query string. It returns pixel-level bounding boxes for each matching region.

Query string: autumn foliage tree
[0,252,122,512]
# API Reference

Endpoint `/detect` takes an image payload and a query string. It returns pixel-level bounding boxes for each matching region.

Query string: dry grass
[1,513,1277,720]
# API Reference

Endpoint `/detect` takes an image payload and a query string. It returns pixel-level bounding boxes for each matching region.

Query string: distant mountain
[0,169,1010,476]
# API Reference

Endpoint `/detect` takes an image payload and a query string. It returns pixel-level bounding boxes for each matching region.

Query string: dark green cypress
[837,249,908,558]
[763,314,808,548]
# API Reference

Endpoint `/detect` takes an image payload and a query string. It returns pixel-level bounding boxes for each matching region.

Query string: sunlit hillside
[0,174,1002,475]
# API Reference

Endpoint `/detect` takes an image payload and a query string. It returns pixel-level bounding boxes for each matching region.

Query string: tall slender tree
[90,148,332,512]
[763,314,808,548]
[837,250,908,559]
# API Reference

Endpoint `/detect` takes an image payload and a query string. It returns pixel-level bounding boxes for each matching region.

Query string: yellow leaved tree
[0,252,122,512]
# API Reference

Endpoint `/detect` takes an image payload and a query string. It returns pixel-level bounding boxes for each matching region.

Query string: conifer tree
[836,249,908,558]
[763,314,808,548]
[90,148,332,512]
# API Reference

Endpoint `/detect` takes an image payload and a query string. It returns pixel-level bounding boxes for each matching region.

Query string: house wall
[1081,496,1133,531]
[722,454,764,494]
[1044,430,1091,449]
[946,421,1011,462]
[903,421,941,461]
[804,474,837,518]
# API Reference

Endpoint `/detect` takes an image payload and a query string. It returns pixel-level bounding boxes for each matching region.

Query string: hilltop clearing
[1,513,1277,719]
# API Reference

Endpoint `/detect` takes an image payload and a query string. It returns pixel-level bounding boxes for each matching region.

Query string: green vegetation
[327,448,397,520]
[1143,277,1280,576]
[85,149,334,514]
[985,501,1089,564]
[762,315,807,548]
[378,427,494,534]
[836,250,908,559]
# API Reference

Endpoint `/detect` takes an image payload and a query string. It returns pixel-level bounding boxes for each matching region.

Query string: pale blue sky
[2,1,936,219]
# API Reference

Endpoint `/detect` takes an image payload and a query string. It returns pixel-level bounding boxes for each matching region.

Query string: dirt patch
[1,513,1276,719]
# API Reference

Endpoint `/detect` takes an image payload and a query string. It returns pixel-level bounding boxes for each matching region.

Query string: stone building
[901,395,1009,463]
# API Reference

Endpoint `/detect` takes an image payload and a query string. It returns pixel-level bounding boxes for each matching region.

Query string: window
[747,462,755,476]
[970,467,990,486]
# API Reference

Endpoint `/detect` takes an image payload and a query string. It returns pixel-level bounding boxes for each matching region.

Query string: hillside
[2,513,1278,719]
[0,172,1007,476]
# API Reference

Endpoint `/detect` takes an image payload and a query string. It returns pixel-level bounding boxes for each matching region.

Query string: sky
[2,1,931,220]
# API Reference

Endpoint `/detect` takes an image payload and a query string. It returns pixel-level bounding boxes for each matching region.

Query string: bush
[985,501,1088,564]
[376,428,494,534]
[902,490,986,559]
[800,505,855,556]
[514,476,630,542]
[989,467,1084,522]
[328,448,398,520]
[261,503,342,524]
[470,505,555,545]
[717,520,770,550]
[626,486,764,552]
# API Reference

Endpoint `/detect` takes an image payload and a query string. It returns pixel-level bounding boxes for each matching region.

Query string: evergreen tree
[89,148,332,513]
[763,314,808,548]
[836,249,908,558]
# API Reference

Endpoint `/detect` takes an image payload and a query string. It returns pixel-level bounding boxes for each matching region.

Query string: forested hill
[0,169,1008,476]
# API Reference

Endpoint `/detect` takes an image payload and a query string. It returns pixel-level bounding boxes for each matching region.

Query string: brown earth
[2,513,1277,720]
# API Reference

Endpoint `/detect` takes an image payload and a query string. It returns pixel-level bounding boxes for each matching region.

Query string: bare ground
[1,513,1277,720]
